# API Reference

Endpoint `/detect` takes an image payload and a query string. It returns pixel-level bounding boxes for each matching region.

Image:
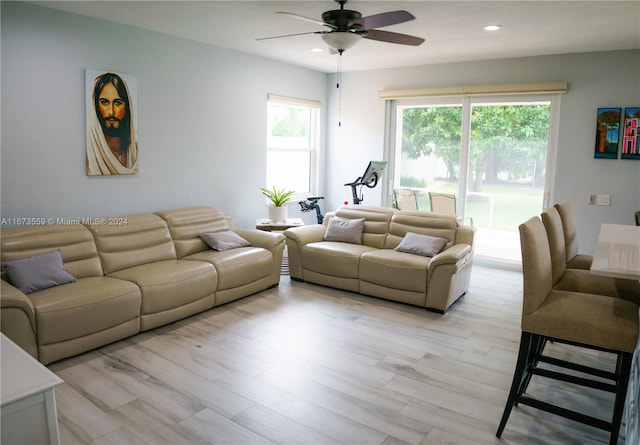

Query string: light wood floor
[49,266,627,444]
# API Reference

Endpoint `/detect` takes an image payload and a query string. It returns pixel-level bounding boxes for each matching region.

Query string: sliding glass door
[395,100,463,211]
[393,95,558,265]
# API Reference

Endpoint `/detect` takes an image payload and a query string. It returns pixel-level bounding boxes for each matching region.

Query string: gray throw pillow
[323,216,365,244]
[201,231,251,251]
[2,249,76,294]
[395,232,448,257]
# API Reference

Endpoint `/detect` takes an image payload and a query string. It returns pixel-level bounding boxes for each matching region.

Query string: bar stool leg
[497,331,533,437]
[516,335,546,403]
[609,352,633,445]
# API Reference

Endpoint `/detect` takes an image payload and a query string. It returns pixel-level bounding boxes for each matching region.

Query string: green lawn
[416,184,543,231]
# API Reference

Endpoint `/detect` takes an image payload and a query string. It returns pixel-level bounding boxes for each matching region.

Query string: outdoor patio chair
[393,188,418,211]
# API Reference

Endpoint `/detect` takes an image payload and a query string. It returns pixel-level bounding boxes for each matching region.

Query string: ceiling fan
[257,0,425,53]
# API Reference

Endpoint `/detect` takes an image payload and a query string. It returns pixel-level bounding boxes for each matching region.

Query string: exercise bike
[344,161,387,205]
[298,196,325,224]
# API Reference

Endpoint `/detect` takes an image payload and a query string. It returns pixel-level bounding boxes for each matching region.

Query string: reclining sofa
[284,205,475,313]
[0,206,284,364]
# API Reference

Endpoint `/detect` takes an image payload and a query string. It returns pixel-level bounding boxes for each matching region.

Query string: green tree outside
[401,104,550,192]
[270,104,310,138]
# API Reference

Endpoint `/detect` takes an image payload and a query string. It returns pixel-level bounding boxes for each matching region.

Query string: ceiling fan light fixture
[322,31,361,52]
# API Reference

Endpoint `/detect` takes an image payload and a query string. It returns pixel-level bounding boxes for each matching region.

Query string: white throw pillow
[323,216,365,244]
[394,232,447,257]
[201,231,251,251]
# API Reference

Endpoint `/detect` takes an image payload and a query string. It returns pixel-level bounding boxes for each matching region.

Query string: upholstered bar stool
[542,206,640,305]
[554,200,593,270]
[496,217,639,445]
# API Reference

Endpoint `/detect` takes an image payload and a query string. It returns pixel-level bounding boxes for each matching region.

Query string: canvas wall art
[85,69,139,175]
[594,107,620,159]
[621,107,640,160]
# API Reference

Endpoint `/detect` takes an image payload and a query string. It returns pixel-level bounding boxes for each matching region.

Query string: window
[389,94,561,266]
[266,94,320,198]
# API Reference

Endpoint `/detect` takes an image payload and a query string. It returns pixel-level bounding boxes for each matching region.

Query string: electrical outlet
[596,194,611,206]
[588,194,596,205]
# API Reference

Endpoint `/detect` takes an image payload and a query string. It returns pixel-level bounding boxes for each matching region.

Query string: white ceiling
[29,0,640,73]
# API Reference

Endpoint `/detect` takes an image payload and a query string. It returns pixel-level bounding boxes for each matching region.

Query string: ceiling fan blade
[362,29,425,46]
[353,10,415,30]
[277,11,335,29]
[256,31,326,41]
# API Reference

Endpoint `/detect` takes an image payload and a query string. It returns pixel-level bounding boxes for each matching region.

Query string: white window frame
[385,93,562,212]
[266,94,321,200]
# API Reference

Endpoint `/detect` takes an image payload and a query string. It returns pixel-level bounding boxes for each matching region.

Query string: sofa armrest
[283,225,326,247]
[454,225,475,247]
[234,229,286,287]
[1,280,39,359]
[234,228,285,251]
[430,244,472,268]
[283,225,326,280]
[426,243,474,312]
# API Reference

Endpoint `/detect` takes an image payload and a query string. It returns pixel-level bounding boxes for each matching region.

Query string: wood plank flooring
[48,266,627,444]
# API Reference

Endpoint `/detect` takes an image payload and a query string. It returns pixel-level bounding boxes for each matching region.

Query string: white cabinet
[1,334,63,445]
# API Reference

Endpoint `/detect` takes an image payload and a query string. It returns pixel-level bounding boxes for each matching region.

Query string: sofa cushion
[201,231,250,251]
[108,260,217,320]
[185,247,272,291]
[28,276,141,346]
[323,217,365,244]
[1,224,104,278]
[360,249,430,293]
[155,206,232,258]
[87,213,177,274]
[332,206,396,248]
[303,242,376,279]
[2,250,76,294]
[386,211,457,250]
[394,232,447,257]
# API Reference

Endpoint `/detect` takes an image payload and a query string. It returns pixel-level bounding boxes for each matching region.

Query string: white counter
[1,334,63,445]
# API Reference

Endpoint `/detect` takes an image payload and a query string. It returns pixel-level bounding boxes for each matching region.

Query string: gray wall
[1,2,327,229]
[325,50,640,253]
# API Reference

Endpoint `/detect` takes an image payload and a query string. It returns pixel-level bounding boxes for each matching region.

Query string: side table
[255,218,304,232]
[256,218,304,275]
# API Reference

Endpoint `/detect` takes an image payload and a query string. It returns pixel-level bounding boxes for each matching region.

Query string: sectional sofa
[284,205,475,312]
[0,206,284,364]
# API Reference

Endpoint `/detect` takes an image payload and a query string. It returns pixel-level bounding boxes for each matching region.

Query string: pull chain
[337,51,343,127]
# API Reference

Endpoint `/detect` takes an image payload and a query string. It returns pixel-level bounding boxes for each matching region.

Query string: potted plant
[260,186,295,222]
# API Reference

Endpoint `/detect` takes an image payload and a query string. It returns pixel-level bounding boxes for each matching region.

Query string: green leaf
[260,186,295,206]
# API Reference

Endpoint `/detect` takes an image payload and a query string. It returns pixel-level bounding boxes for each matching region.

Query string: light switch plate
[596,194,611,206]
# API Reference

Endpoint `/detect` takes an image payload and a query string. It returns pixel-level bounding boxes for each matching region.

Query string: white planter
[268,205,288,222]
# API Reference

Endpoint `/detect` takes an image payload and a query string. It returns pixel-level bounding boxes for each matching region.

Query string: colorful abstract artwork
[594,108,620,159]
[621,107,640,160]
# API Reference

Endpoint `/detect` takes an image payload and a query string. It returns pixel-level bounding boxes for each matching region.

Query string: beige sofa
[0,206,284,364]
[284,205,475,312]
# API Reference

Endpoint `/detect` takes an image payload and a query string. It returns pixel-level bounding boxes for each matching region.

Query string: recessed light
[483,24,502,31]
[311,48,323,53]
